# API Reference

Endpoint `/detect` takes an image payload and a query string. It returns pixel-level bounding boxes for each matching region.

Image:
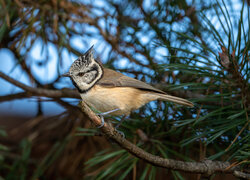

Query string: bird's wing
[97,68,166,94]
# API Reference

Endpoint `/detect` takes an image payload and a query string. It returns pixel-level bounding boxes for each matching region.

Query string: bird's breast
[80,85,158,116]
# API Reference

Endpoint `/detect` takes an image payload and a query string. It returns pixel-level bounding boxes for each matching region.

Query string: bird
[63,46,193,128]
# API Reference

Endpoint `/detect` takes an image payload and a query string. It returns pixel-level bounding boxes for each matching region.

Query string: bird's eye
[78,72,85,77]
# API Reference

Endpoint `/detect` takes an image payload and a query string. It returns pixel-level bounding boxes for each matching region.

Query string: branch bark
[0,71,80,99]
[0,92,32,102]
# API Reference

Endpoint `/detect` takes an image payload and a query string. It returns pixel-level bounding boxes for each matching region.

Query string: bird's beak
[61,72,71,77]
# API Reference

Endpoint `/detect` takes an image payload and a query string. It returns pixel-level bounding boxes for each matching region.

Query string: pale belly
[80,85,158,116]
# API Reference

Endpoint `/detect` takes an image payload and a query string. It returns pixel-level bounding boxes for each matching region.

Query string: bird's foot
[96,115,105,128]
[115,129,125,138]
[96,108,120,128]
[96,108,125,138]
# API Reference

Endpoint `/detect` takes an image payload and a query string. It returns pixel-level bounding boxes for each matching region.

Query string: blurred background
[0,0,249,179]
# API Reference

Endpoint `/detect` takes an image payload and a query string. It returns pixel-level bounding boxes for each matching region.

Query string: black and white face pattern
[68,46,103,93]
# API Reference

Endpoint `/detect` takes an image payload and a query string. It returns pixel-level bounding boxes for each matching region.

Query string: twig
[225,119,250,151]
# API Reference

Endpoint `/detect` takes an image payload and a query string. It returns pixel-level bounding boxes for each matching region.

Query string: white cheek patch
[80,81,89,89]
[83,72,94,84]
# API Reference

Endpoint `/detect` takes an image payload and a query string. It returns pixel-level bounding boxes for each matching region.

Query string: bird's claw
[97,115,105,128]
[96,115,125,138]
[96,109,120,128]
[96,109,125,138]
[115,129,125,138]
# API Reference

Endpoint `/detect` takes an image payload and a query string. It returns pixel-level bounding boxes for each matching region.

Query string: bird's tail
[158,94,194,107]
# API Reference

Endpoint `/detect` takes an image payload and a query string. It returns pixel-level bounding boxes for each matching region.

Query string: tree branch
[79,101,248,177]
[0,71,80,99]
[0,92,32,102]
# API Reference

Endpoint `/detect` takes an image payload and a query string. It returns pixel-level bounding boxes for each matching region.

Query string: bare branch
[0,71,80,99]
[0,92,32,102]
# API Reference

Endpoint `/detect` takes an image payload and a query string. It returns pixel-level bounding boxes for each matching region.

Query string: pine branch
[79,101,249,178]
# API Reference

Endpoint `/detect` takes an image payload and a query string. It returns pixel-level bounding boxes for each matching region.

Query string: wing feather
[97,68,165,94]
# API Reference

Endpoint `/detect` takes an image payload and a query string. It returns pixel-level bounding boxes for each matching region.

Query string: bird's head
[63,46,103,93]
